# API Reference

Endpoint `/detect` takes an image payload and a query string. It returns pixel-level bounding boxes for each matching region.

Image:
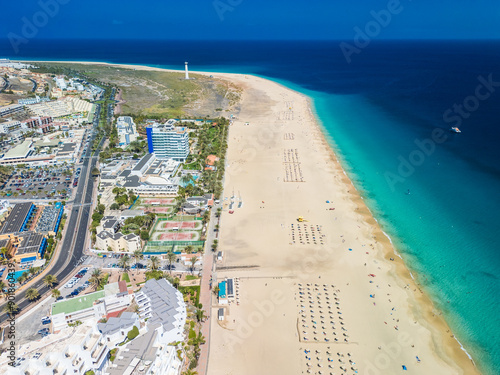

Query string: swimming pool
[7,270,29,283]
[180,175,199,188]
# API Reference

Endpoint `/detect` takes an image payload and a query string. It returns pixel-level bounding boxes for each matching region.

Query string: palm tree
[212,285,220,296]
[25,288,40,302]
[211,239,218,252]
[215,207,222,218]
[195,307,206,322]
[89,268,103,290]
[43,274,58,288]
[118,255,131,272]
[149,256,160,271]
[51,289,61,299]
[185,245,194,254]
[4,302,19,315]
[180,174,193,186]
[17,273,28,285]
[132,250,143,270]
[0,280,5,296]
[182,370,198,375]
[166,251,176,275]
[0,247,9,262]
[190,256,198,274]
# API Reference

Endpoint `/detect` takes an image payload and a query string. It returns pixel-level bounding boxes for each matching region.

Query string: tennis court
[157,232,198,241]
[144,198,174,205]
[146,207,172,213]
[160,221,198,229]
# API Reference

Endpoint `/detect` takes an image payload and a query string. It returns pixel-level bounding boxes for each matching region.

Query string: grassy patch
[122,273,130,283]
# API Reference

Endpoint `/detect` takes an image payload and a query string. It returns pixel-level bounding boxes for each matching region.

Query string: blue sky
[2,0,500,40]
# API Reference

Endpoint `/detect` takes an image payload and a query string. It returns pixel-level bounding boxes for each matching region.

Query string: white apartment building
[116,116,138,147]
[134,279,186,345]
[28,97,94,122]
[0,322,110,375]
[95,231,142,253]
[0,120,21,133]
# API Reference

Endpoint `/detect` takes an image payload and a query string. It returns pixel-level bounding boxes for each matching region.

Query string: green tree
[140,230,149,241]
[132,250,143,269]
[43,274,58,288]
[190,256,198,274]
[17,273,28,284]
[25,288,40,301]
[202,211,210,226]
[180,174,193,186]
[51,289,61,299]
[149,256,160,271]
[166,251,176,275]
[97,204,106,215]
[211,239,218,252]
[118,255,131,272]
[4,302,19,315]
[195,307,206,322]
[89,268,103,290]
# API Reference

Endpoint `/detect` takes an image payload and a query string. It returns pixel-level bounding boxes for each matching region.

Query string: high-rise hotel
[146,119,190,162]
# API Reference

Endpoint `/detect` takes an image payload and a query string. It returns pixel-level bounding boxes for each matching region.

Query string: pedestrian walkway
[196,247,214,375]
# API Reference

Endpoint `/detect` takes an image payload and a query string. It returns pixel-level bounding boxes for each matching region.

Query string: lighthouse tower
[185,62,189,80]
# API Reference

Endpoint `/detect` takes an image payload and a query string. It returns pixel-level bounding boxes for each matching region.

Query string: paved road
[0,120,105,323]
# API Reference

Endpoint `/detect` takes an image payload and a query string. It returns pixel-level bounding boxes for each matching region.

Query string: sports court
[143,198,173,205]
[160,221,199,230]
[146,207,172,213]
[157,232,198,241]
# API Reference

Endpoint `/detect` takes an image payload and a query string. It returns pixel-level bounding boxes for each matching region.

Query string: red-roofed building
[205,154,219,171]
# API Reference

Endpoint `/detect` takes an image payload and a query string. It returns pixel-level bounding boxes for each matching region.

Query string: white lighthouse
[185,62,189,80]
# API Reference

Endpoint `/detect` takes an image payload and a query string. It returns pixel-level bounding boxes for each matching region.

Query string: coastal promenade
[196,205,218,375]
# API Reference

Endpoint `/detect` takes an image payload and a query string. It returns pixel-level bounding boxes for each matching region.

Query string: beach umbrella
[402,365,407,370]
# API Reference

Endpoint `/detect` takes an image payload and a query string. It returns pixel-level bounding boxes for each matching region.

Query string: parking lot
[3,166,75,199]
[0,267,94,349]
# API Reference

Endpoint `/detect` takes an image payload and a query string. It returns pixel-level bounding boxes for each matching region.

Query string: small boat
[450,127,461,133]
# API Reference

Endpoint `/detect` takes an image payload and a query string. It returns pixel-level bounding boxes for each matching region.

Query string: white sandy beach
[31,61,479,375]
[203,74,479,375]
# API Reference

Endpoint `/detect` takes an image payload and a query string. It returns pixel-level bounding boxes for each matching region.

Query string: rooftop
[97,311,138,336]
[133,153,154,172]
[15,231,45,255]
[51,290,105,315]
[0,202,33,234]
[3,140,32,159]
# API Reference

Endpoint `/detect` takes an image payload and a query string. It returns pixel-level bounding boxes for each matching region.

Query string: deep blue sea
[1,39,499,374]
